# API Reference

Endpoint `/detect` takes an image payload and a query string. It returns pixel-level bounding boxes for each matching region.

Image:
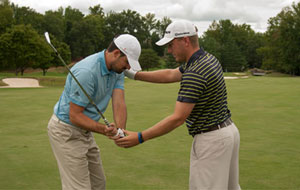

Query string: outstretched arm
[126,67,182,83]
[114,101,195,148]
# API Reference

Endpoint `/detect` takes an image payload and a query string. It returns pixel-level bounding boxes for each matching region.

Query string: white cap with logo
[114,34,142,71]
[156,20,197,46]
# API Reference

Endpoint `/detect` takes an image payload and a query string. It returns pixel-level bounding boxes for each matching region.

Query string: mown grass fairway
[0,76,300,189]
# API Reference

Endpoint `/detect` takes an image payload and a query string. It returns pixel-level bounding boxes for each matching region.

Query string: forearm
[113,104,127,129]
[142,114,185,142]
[112,89,127,129]
[135,69,181,83]
[70,112,106,134]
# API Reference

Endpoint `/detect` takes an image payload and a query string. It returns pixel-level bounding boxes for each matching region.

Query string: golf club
[44,32,124,137]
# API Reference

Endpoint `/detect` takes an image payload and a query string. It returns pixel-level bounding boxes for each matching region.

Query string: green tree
[151,32,165,56]
[261,2,300,75]
[232,24,265,68]
[103,11,125,45]
[165,54,180,69]
[156,17,172,38]
[0,0,13,35]
[43,8,65,42]
[199,36,221,60]
[153,17,172,56]
[11,4,44,34]
[139,49,160,71]
[104,10,148,48]
[64,6,84,45]
[120,10,147,47]
[31,37,53,76]
[203,19,263,71]
[221,35,247,72]
[277,3,300,75]
[68,15,105,60]
[257,46,282,70]
[257,18,283,71]
[89,4,105,17]
[43,33,71,71]
[0,24,52,75]
[142,13,157,48]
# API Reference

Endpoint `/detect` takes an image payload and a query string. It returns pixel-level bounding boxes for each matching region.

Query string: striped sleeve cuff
[177,96,197,103]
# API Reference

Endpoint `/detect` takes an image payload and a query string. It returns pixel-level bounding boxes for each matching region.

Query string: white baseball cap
[114,34,142,71]
[156,20,198,46]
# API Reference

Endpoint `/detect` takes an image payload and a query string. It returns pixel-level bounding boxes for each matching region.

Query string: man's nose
[126,63,131,70]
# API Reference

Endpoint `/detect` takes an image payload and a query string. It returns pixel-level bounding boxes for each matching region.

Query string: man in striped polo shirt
[115,20,241,190]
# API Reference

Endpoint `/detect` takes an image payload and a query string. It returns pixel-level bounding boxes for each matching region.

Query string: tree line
[0,0,299,76]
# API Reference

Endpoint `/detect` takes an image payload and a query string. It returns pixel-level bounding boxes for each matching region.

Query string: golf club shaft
[45,32,125,137]
[55,53,111,127]
[46,34,110,127]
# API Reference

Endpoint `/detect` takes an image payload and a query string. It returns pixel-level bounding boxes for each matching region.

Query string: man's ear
[113,49,121,58]
[183,37,190,47]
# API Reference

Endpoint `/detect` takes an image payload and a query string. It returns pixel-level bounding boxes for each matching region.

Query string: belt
[193,118,233,137]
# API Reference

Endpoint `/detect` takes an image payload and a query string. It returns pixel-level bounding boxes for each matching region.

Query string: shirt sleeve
[177,71,207,103]
[69,69,95,107]
[114,73,124,90]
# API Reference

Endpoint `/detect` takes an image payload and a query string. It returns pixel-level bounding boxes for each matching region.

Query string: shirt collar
[100,50,114,76]
[186,47,206,67]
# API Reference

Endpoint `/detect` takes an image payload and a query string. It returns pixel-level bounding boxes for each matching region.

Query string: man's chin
[111,67,123,74]
[115,70,123,74]
[174,56,180,62]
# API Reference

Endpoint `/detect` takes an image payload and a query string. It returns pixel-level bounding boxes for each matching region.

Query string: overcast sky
[10,0,299,36]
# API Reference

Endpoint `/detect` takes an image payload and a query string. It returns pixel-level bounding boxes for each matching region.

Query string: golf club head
[44,32,58,53]
[44,32,51,44]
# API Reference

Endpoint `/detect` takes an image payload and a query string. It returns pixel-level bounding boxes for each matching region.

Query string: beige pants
[47,114,106,190]
[189,123,241,190]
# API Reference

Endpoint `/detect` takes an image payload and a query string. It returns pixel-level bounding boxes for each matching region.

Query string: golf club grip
[103,118,111,127]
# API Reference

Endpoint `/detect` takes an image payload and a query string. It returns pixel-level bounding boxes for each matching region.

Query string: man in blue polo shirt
[115,21,241,190]
[47,34,141,190]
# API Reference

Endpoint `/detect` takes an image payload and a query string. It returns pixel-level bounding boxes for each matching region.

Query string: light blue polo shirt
[54,50,124,125]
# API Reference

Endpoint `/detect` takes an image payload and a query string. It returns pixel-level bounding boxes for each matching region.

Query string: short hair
[188,26,199,47]
[188,35,199,48]
[107,36,125,56]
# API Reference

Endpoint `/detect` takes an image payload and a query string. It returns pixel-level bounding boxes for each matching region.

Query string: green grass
[226,77,300,189]
[0,76,300,189]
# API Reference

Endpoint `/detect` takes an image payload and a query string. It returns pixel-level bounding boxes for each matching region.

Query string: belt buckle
[224,118,231,127]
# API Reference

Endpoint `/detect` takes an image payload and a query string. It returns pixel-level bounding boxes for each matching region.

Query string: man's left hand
[109,128,125,140]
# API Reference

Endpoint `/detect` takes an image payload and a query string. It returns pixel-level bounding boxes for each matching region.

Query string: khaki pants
[189,123,241,190]
[48,114,106,190]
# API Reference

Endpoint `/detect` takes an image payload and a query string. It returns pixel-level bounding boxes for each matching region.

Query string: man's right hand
[124,69,137,79]
[104,123,118,137]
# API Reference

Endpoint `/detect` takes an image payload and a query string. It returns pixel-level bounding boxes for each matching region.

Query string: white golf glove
[124,69,137,80]
[115,128,125,138]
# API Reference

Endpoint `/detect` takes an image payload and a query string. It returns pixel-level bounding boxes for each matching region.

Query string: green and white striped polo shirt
[178,48,231,136]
